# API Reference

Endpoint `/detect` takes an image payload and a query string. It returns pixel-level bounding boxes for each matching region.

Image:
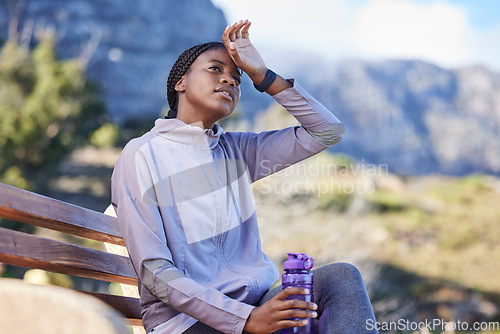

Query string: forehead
[193,48,240,73]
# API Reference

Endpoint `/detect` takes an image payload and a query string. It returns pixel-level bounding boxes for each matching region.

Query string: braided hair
[166,42,225,118]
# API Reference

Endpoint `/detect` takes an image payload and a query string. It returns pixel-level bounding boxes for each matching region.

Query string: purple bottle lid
[283,252,314,270]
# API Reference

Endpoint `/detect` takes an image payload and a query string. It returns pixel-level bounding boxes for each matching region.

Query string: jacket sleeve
[111,145,254,334]
[233,80,345,182]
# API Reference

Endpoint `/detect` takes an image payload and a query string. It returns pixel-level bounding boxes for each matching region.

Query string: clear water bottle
[281,252,315,334]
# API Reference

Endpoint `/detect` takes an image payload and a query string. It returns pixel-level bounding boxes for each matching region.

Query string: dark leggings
[183,262,378,334]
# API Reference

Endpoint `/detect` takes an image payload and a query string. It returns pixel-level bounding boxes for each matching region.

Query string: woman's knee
[333,262,363,281]
[314,262,364,289]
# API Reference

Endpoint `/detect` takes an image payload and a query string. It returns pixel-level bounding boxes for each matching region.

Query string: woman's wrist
[265,74,293,95]
[246,67,291,95]
[246,66,268,86]
[253,69,277,92]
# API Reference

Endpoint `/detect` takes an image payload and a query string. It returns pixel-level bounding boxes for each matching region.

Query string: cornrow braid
[166,42,225,117]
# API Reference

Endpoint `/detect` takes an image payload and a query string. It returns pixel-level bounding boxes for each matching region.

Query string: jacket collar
[151,118,223,149]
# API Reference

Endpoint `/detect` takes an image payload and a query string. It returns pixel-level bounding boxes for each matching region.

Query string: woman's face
[175,48,242,128]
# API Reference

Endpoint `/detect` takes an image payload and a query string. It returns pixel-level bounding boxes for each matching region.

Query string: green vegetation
[89,122,120,148]
[0,34,109,190]
[0,32,116,266]
[366,173,500,294]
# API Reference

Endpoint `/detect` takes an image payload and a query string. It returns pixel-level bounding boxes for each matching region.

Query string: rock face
[288,59,500,175]
[0,0,227,121]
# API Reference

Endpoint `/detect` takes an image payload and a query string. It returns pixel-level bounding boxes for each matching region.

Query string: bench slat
[0,227,137,285]
[84,291,142,326]
[0,182,124,246]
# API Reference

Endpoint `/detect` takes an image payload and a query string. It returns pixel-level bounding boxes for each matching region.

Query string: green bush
[89,123,120,148]
[0,34,107,190]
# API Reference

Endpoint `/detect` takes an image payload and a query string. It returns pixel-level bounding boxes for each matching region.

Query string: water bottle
[281,252,315,334]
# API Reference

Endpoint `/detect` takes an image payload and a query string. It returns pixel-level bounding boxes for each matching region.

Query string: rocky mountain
[1,0,500,176]
[289,59,500,175]
[0,0,229,121]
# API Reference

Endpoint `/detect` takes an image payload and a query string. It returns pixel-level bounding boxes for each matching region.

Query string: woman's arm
[222,21,345,183]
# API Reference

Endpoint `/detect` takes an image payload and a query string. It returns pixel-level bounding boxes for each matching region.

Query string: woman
[111,20,378,334]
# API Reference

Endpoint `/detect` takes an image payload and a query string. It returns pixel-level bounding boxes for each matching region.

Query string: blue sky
[211,0,500,71]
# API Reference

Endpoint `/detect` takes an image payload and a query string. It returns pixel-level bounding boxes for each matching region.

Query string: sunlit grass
[366,173,500,294]
[254,152,500,295]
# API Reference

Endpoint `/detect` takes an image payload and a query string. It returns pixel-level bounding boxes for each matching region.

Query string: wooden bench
[0,182,142,329]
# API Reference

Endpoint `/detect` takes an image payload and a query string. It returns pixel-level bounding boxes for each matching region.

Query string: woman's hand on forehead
[222,20,268,85]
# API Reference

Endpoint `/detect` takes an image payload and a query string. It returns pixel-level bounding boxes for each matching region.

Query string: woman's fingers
[233,20,247,38]
[277,287,308,297]
[234,24,242,39]
[222,20,248,61]
[278,319,311,329]
[222,25,231,49]
[241,21,251,38]
[276,287,315,304]
[228,20,240,41]
[221,19,267,79]
[243,287,318,334]
[277,298,317,312]
[225,20,250,42]
[272,287,317,312]
[280,308,317,319]
[274,309,317,332]
[222,20,245,52]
